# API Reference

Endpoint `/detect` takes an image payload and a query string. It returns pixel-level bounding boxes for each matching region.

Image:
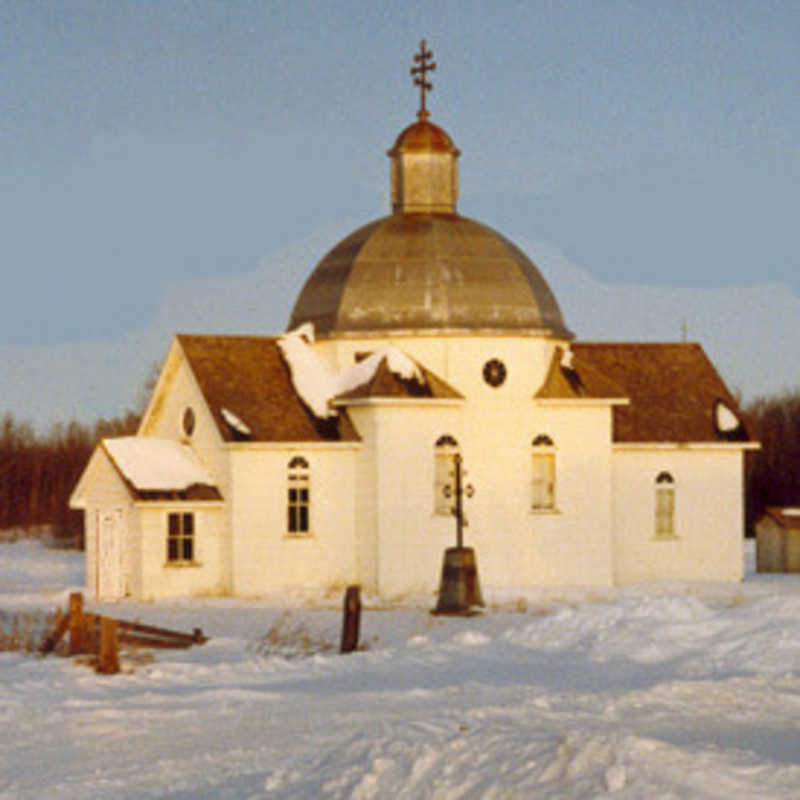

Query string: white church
[71,45,756,601]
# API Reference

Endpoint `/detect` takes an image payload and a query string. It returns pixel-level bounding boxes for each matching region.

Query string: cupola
[387,40,460,214]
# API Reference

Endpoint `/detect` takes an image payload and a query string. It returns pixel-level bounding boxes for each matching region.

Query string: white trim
[614,442,760,452]
[535,398,630,407]
[332,397,464,408]
[224,441,362,452]
[133,500,225,510]
[320,328,574,340]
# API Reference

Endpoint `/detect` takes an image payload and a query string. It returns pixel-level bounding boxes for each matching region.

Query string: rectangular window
[167,512,194,562]
[655,487,675,537]
[532,452,556,510]
[288,474,310,533]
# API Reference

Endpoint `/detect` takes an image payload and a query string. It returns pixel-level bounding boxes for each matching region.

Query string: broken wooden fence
[41,592,207,674]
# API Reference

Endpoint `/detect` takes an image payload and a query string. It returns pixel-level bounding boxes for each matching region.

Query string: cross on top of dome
[410,40,436,120]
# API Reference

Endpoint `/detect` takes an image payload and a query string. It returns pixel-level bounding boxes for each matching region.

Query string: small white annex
[71,85,757,601]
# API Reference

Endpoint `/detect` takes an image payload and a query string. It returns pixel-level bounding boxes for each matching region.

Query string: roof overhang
[332,397,465,409]
[223,440,363,452]
[614,441,761,451]
[133,500,226,510]
[535,398,630,407]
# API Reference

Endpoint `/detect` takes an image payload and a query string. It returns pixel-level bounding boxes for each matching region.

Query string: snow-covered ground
[1,538,798,799]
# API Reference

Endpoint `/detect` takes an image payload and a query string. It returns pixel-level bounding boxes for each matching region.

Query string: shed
[755,508,800,573]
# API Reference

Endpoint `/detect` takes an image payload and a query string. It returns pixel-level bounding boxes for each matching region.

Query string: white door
[97,509,126,599]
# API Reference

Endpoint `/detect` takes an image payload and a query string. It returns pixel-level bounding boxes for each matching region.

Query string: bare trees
[745,391,800,531]
[0,412,139,544]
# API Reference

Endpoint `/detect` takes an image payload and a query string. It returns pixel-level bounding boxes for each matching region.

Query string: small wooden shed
[756,507,800,573]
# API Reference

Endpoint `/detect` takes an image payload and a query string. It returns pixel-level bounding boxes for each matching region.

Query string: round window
[182,407,196,437]
[482,358,507,388]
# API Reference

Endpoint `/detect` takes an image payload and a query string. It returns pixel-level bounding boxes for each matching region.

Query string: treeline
[0,412,139,543]
[745,390,800,531]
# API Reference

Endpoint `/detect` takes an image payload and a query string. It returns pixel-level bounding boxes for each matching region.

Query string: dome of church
[288,213,572,338]
[288,42,571,340]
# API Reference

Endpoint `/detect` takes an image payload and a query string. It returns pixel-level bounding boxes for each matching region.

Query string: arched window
[287,456,310,534]
[434,435,459,515]
[532,435,556,511]
[654,471,676,537]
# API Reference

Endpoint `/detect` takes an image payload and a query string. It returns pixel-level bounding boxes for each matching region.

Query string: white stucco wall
[136,503,226,600]
[344,409,380,593]
[227,444,359,595]
[336,334,618,595]
[509,403,616,588]
[348,402,464,598]
[321,334,561,402]
[611,447,745,583]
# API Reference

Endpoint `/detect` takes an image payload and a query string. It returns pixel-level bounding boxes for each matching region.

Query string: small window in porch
[167,512,194,562]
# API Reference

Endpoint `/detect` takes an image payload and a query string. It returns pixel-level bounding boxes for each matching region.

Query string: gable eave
[68,443,136,509]
[613,441,760,451]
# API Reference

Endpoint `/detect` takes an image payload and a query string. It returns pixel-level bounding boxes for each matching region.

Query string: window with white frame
[654,471,676,537]
[287,456,310,534]
[434,435,459,515]
[167,512,194,562]
[531,434,556,511]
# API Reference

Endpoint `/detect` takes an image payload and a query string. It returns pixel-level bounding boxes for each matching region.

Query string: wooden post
[454,453,464,549]
[97,617,120,674]
[340,585,361,654]
[68,592,90,655]
[40,609,70,654]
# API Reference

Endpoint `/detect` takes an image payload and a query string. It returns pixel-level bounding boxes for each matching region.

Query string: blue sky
[1,1,798,422]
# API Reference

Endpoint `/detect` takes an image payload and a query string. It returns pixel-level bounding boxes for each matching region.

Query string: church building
[71,44,756,601]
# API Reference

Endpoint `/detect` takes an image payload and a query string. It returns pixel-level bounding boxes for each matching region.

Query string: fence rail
[40,592,207,673]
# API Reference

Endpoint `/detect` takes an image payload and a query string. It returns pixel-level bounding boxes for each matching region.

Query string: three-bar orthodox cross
[411,39,436,120]
[451,454,475,550]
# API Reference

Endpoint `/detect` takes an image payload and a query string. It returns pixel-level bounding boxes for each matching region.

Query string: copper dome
[387,120,460,156]
[288,213,572,338]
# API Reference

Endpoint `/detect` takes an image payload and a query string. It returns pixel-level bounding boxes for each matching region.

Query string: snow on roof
[103,437,216,492]
[277,324,426,419]
[714,400,741,433]
[221,407,252,437]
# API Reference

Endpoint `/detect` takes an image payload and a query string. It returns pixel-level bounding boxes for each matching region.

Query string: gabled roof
[103,437,222,501]
[535,347,627,401]
[761,507,800,530]
[570,342,751,443]
[335,355,463,401]
[177,335,360,443]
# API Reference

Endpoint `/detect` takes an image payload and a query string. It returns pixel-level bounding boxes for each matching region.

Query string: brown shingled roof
[535,347,627,401]
[335,356,463,402]
[177,335,360,443]
[570,342,751,443]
